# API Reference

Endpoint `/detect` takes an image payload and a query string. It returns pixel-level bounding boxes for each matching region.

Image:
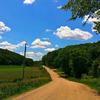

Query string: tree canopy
[42,41,100,78]
[62,0,100,33]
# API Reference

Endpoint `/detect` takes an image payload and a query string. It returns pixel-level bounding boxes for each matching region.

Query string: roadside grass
[55,68,100,95]
[68,77,100,95]
[0,65,51,99]
[54,68,67,78]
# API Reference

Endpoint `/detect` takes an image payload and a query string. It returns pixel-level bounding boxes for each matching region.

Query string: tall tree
[62,0,100,33]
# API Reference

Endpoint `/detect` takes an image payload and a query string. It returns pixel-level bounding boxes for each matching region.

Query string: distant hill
[0,49,34,66]
[42,41,100,78]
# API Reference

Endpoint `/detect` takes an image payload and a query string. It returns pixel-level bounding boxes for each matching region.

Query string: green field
[0,65,51,99]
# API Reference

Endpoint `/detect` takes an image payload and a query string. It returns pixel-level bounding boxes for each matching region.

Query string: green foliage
[0,49,34,66]
[92,58,100,77]
[93,22,100,34]
[33,61,42,67]
[42,50,59,68]
[62,0,100,33]
[0,66,51,99]
[42,41,100,78]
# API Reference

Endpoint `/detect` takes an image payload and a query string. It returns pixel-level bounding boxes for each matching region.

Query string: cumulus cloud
[54,26,93,40]
[0,21,11,34]
[83,15,99,24]
[0,41,11,46]
[20,51,43,61]
[23,0,36,4]
[83,15,99,32]
[83,9,100,23]
[0,41,17,51]
[83,9,100,32]
[31,38,51,48]
[17,41,27,47]
[0,41,26,51]
[45,48,56,52]
[0,40,43,60]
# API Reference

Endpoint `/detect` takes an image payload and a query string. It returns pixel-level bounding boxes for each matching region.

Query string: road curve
[12,67,100,100]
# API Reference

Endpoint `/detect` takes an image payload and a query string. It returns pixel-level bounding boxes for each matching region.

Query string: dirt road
[13,66,100,100]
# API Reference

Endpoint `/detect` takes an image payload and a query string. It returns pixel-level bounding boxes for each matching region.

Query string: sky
[0,0,100,60]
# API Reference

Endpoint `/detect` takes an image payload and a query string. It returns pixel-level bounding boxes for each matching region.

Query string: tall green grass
[0,66,51,99]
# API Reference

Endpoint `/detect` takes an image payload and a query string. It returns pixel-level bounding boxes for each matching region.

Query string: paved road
[13,67,100,100]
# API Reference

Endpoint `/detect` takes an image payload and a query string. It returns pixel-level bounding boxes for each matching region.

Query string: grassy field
[0,65,51,99]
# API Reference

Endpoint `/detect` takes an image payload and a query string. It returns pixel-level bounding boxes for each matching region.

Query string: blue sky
[0,0,100,60]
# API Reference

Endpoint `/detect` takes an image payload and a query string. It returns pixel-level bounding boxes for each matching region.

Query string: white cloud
[17,41,27,47]
[83,15,98,33]
[83,9,100,23]
[31,38,51,48]
[57,5,62,9]
[83,9,100,33]
[83,15,99,24]
[23,0,36,4]
[20,51,43,61]
[0,40,43,60]
[0,41,26,51]
[0,21,11,34]
[45,48,56,52]
[0,41,17,51]
[0,41,11,46]
[54,26,93,40]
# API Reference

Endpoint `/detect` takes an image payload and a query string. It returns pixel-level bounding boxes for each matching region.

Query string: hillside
[0,49,34,66]
[42,41,100,78]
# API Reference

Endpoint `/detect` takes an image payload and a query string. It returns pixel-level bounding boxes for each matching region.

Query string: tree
[42,41,100,78]
[92,58,100,77]
[62,0,100,33]
[93,21,100,34]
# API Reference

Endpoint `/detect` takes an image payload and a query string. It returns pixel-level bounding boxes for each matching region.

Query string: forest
[42,41,100,78]
[0,49,34,66]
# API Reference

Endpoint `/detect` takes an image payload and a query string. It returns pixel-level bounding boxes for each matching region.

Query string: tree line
[0,49,34,66]
[42,41,100,78]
